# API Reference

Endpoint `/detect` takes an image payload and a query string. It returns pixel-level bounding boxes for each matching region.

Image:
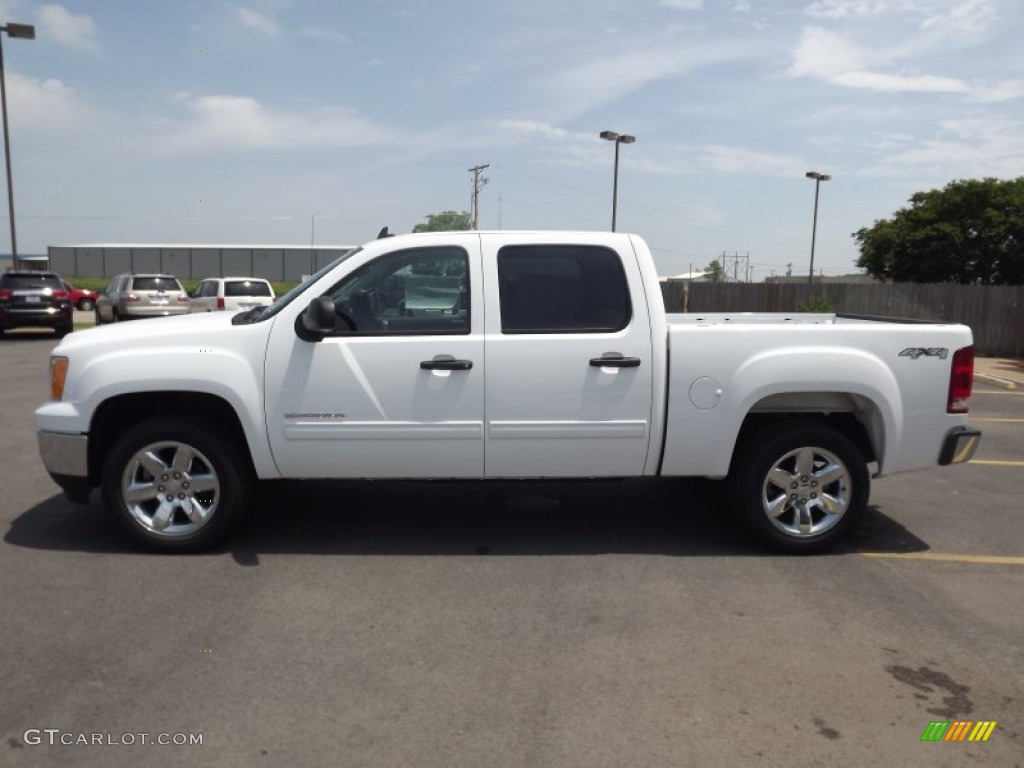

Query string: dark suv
[0,271,74,337]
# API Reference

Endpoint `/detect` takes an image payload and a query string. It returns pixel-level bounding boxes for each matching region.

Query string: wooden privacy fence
[659,281,1024,357]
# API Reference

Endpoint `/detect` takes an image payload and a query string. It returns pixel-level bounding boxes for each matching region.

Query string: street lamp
[599,130,635,232]
[805,170,831,285]
[0,22,35,269]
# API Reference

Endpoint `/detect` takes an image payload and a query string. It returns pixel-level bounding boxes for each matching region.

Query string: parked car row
[94,274,276,324]
[2,269,276,334]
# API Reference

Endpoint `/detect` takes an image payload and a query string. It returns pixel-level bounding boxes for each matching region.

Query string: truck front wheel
[730,421,869,554]
[102,417,253,553]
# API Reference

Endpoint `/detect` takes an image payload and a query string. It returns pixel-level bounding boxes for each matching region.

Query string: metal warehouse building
[45,244,357,282]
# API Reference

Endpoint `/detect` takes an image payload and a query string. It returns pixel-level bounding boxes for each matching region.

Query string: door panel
[265,237,484,478]
[481,235,654,477]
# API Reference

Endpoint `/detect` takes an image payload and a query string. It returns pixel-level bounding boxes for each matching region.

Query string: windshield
[252,247,361,323]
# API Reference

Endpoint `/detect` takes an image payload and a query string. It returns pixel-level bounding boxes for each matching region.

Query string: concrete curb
[975,373,1018,390]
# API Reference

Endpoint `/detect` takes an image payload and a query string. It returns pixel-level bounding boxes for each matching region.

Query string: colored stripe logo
[920,721,997,742]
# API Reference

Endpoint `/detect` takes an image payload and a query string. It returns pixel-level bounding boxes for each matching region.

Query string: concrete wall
[46,245,355,281]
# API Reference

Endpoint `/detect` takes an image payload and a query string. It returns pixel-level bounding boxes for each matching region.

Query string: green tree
[412,210,472,233]
[704,259,726,283]
[853,177,1024,284]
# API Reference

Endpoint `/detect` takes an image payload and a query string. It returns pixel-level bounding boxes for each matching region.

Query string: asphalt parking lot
[0,330,1021,767]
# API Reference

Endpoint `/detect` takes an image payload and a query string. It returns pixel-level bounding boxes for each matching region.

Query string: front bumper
[938,426,982,465]
[37,430,91,502]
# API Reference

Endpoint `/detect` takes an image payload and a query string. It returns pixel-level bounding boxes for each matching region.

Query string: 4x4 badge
[899,347,948,360]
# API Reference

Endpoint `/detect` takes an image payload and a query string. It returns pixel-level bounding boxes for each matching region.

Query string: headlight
[50,356,69,401]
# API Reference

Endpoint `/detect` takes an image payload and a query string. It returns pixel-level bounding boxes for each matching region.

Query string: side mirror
[295,295,337,342]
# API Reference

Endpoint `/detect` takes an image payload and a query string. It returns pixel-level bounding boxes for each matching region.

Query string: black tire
[729,420,869,554]
[112,308,120,322]
[102,417,254,553]
[79,298,95,311]
[55,324,72,338]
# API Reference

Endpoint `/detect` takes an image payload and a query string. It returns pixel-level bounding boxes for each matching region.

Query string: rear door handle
[420,358,473,371]
[590,356,641,368]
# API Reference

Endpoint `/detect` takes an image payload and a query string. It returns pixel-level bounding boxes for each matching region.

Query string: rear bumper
[938,426,981,465]
[1,306,72,329]
[37,430,91,502]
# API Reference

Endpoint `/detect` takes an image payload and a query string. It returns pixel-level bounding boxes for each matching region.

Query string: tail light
[947,344,974,413]
[52,290,70,300]
[124,293,140,303]
[0,289,11,299]
[178,294,189,303]
[217,297,225,310]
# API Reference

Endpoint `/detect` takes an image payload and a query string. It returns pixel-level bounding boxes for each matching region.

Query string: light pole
[0,22,34,270]
[805,170,831,285]
[599,130,635,232]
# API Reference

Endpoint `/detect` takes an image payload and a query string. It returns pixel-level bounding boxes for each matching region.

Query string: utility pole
[469,164,489,229]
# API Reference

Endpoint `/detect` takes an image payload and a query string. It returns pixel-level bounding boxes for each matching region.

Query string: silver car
[95,274,190,323]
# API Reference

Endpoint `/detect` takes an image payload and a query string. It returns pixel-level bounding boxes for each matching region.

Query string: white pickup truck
[35,231,981,553]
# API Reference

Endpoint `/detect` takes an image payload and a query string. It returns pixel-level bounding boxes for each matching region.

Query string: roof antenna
[377,226,394,239]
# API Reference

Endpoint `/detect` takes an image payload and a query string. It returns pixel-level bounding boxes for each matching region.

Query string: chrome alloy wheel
[120,441,221,536]
[761,445,851,538]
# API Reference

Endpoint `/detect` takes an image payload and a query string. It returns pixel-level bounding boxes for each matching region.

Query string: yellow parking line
[971,418,1024,423]
[861,552,1024,565]
[969,459,1024,466]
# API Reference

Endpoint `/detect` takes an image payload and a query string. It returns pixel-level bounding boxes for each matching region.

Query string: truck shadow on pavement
[7,478,930,560]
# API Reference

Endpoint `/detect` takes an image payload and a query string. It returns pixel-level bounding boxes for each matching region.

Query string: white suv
[189,277,276,313]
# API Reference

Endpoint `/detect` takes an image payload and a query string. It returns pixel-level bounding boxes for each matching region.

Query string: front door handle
[421,358,473,371]
[590,356,641,368]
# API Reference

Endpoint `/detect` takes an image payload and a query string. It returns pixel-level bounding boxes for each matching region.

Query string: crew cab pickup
[35,231,981,553]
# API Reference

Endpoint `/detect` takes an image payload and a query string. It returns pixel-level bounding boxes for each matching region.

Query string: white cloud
[37,4,98,51]
[788,26,865,78]
[660,0,704,8]
[700,145,806,176]
[804,1,915,19]
[971,80,1024,104]
[832,70,967,93]
[546,43,752,119]
[233,7,279,36]
[919,0,997,37]
[8,72,89,127]
[789,26,970,94]
[158,94,397,152]
[300,27,349,43]
[860,116,1024,177]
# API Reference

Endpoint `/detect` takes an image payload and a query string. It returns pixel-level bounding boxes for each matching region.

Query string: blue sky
[2,0,1022,277]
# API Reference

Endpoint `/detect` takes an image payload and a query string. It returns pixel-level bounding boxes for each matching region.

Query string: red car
[63,281,99,311]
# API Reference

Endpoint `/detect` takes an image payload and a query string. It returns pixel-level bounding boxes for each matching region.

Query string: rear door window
[133,277,182,292]
[497,245,631,333]
[225,280,272,297]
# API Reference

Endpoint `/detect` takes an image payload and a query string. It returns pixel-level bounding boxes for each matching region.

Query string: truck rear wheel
[730,421,869,554]
[102,417,253,553]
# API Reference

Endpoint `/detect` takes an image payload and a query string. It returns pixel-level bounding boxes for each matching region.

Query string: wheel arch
[88,392,255,487]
